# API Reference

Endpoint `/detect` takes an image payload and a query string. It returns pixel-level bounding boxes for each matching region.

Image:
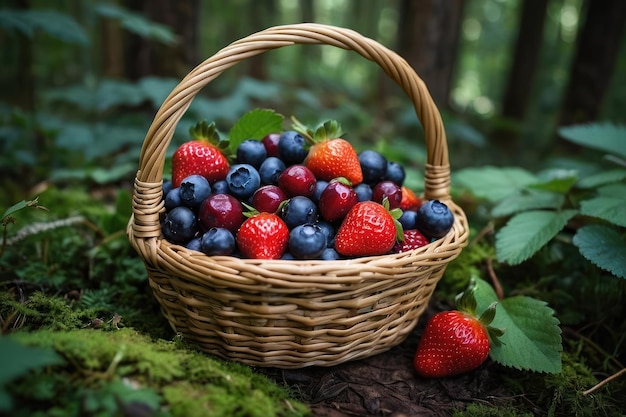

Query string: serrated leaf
[577,169,626,188]
[496,209,578,265]
[528,169,578,194]
[559,123,626,159]
[473,278,562,373]
[573,225,626,279]
[579,186,626,227]
[491,190,565,218]
[227,109,284,151]
[453,167,538,202]
[313,120,344,141]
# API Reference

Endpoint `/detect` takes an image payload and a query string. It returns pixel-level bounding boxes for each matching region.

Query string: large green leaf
[491,190,565,218]
[0,9,88,44]
[474,278,562,373]
[528,169,578,194]
[496,209,578,265]
[228,109,284,151]
[579,184,626,227]
[577,169,626,188]
[559,123,626,159]
[573,225,626,279]
[453,167,538,202]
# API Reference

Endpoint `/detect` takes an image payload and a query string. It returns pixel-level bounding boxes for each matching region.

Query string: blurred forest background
[1,0,625,200]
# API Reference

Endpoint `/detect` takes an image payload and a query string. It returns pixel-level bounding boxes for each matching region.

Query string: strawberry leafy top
[291,117,345,145]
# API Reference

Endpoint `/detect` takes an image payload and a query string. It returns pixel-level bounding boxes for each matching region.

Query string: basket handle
[135,23,450,199]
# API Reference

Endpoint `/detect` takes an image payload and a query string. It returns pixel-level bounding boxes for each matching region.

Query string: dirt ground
[261,308,514,417]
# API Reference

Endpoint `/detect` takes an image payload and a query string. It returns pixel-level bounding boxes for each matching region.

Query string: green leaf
[559,123,626,159]
[313,120,345,142]
[474,278,562,373]
[453,167,538,202]
[94,3,177,45]
[227,109,284,151]
[491,190,565,218]
[0,10,89,44]
[496,210,578,265]
[0,337,65,412]
[577,169,626,188]
[528,169,578,194]
[579,185,626,227]
[2,200,28,221]
[573,225,626,279]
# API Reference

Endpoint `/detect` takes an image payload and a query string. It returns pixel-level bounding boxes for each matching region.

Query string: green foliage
[93,3,177,45]
[227,108,284,151]
[559,123,626,160]
[5,329,308,417]
[0,9,88,44]
[573,225,626,278]
[474,278,562,374]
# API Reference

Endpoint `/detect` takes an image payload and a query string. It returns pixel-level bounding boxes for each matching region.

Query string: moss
[8,328,309,417]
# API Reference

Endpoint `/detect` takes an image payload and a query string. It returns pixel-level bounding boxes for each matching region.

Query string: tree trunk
[558,0,626,126]
[396,0,465,108]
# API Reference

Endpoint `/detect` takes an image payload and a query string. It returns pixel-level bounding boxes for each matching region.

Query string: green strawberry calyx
[381,196,404,242]
[455,280,505,345]
[291,116,345,146]
[189,120,232,154]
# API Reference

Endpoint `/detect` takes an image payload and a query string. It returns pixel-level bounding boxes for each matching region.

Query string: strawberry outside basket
[127,23,469,368]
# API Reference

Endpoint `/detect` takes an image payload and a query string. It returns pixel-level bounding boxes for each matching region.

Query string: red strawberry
[414,285,503,378]
[393,229,429,253]
[294,119,363,185]
[172,121,230,187]
[334,198,403,257]
[236,212,289,259]
[400,186,422,211]
[318,177,359,222]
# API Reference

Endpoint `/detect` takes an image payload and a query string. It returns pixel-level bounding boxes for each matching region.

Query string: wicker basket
[127,23,469,368]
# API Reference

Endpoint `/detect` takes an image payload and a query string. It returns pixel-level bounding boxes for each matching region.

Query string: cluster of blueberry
[160,130,454,260]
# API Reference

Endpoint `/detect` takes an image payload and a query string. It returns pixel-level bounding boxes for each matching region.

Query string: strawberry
[413,284,503,378]
[236,212,289,259]
[294,118,363,185]
[334,198,403,257]
[393,229,429,253]
[400,186,422,211]
[172,121,230,187]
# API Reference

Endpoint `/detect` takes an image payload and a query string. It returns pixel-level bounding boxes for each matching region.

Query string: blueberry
[185,237,203,252]
[281,196,318,229]
[312,180,329,203]
[354,183,373,202]
[321,247,341,260]
[164,187,182,211]
[162,206,197,244]
[316,220,336,248]
[226,164,261,199]
[359,150,387,184]
[180,175,212,209]
[278,131,308,165]
[259,156,286,185]
[399,210,418,230]
[162,180,174,200]
[236,139,267,168]
[288,224,326,259]
[385,161,406,186]
[200,227,236,256]
[212,180,229,194]
[415,200,454,239]
[281,251,296,260]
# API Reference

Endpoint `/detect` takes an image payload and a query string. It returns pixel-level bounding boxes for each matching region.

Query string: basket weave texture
[127,23,469,368]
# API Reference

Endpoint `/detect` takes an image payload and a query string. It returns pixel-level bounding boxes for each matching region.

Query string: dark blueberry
[399,210,418,230]
[354,183,373,202]
[321,247,341,260]
[278,130,308,165]
[236,139,267,168]
[200,227,236,256]
[288,224,327,259]
[162,206,197,244]
[164,187,182,211]
[259,156,286,185]
[384,161,406,186]
[185,237,203,252]
[281,196,318,229]
[281,251,296,260]
[415,200,454,239]
[212,179,229,194]
[312,180,329,203]
[359,150,387,184]
[180,175,212,209]
[226,164,261,199]
[162,180,174,200]
[316,220,336,247]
